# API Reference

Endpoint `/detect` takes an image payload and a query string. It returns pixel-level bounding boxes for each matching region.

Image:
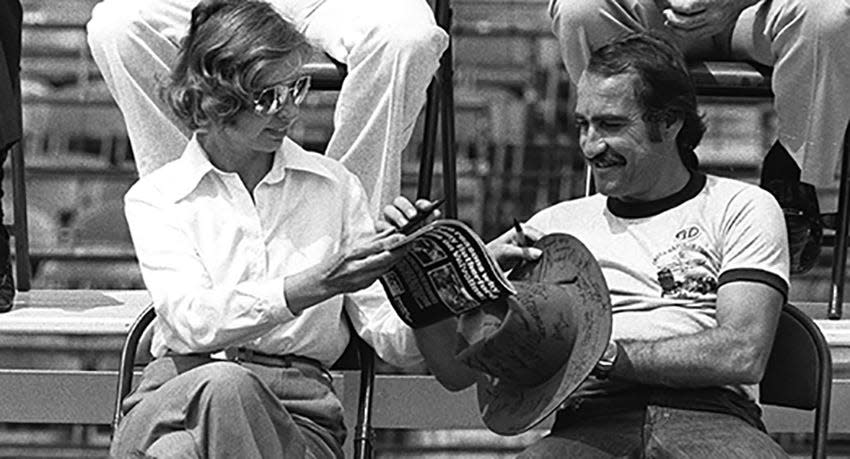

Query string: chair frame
[5,39,32,291]
[417,0,457,218]
[112,305,380,459]
[760,303,832,459]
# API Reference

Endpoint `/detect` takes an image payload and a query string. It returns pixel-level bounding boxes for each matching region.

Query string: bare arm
[611,281,783,386]
[413,318,481,391]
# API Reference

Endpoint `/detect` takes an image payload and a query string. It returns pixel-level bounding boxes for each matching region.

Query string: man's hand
[383,196,443,234]
[486,223,544,270]
[659,0,759,40]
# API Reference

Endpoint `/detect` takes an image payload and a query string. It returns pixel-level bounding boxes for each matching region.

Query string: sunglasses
[251,75,311,116]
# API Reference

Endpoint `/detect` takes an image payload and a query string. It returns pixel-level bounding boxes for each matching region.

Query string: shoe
[760,142,822,275]
[0,225,14,312]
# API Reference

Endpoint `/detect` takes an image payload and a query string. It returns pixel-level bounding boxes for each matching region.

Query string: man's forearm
[413,318,479,391]
[611,326,771,387]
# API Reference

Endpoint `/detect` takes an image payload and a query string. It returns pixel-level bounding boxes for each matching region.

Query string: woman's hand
[284,230,409,315]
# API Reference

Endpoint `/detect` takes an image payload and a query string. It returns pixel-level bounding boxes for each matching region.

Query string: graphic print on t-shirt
[652,225,719,299]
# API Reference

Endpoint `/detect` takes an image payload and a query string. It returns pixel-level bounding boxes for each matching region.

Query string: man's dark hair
[586,32,706,170]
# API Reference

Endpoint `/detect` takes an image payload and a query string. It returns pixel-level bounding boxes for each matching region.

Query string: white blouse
[124,134,422,368]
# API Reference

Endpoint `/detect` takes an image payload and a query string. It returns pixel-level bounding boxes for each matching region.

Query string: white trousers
[87,0,448,216]
[550,0,850,189]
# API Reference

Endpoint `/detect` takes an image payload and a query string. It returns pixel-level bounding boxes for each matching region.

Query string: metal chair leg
[9,139,30,291]
[353,338,376,459]
[828,119,850,319]
[417,0,456,217]
[417,79,440,200]
[438,5,457,219]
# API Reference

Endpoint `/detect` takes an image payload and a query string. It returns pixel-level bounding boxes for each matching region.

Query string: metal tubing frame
[112,303,155,434]
[785,304,833,458]
[828,120,850,319]
[353,338,376,459]
[417,0,457,219]
[7,69,31,290]
[10,139,30,290]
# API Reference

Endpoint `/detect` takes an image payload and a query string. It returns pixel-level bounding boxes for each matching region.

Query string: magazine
[379,219,516,328]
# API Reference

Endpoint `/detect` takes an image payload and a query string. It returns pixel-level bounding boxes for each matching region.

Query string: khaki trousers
[110,356,346,459]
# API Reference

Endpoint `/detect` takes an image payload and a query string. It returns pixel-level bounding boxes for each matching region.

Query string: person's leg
[732,0,850,192]
[111,358,320,458]
[89,0,447,215]
[518,410,644,458]
[547,0,718,146]
[643,406,788,458]
[243,361,346,458]
[548,0,665,84]
[293,0,448,216]
[86,0,193,177]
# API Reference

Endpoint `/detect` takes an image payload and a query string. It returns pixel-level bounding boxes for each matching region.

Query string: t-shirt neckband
[607,171,706,219]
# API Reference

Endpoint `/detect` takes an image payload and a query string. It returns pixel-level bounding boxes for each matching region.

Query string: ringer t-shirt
[525,172,790,402]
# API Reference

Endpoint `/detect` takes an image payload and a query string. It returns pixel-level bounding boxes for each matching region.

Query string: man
[86,0,448,216]
[548,0,849,273]
[410,32,792,457]
[0,0,22,312]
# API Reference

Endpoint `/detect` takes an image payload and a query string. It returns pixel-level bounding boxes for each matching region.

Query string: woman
[111,1,425,456]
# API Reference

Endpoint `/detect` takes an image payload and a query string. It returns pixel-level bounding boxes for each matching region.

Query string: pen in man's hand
[513,218,532,246]
[399,197,446,235]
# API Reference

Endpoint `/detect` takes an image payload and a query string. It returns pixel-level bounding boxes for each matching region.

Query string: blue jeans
[519,404,788,458]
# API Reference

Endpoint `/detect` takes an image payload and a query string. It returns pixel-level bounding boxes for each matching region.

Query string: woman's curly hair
[162,0,312,130]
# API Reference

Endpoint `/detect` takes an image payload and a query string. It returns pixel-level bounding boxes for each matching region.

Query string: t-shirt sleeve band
[718,268,789,301]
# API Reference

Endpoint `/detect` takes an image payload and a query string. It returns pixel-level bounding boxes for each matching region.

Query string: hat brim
[476,233,612,435]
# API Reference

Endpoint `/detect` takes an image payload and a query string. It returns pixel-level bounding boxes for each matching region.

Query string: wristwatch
[592,340,619,379]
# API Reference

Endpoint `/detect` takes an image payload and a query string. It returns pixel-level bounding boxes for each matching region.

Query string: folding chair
[688,61,850,319]
[760,303,832,459]
[112,305,379,459]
